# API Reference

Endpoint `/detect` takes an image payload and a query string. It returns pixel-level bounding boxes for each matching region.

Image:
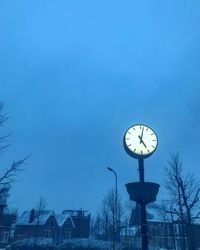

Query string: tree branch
[0,155,30,184]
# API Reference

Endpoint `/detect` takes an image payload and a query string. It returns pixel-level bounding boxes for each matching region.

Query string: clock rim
[123,124,158,159]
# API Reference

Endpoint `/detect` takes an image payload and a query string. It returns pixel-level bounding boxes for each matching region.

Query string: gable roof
[55,212,75,228]
[16,210,55,225]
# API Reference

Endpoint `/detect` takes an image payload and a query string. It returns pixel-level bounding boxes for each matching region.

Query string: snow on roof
[55,213,67,226]
[16,210,54,225]
[55,212,75,228]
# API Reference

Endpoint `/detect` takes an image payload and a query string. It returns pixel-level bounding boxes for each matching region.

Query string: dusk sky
[1,1,200,215]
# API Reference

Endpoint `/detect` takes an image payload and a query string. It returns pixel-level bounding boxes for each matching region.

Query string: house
[0,205,16,249]
[13,209,90,245]
[0,185,16,249]
[14,209,58,243]
[55,211,75,243]
[62,209,90,238]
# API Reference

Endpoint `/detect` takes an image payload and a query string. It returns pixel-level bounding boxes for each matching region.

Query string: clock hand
[141,127,144,140]
[138,127,144,143]
[141,140,147,148]
[138,135,147,148]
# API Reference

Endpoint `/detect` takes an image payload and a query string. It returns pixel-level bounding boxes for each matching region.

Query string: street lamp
[107,167,118,250]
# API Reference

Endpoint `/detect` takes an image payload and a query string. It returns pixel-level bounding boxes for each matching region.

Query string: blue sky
[0,0,200,214]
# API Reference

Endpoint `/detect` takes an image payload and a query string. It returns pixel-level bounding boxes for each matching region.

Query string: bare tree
[0,102,28,185]
[0,102,29,225]
[94,188,124,242]
[0,183,10,208]
[34,197,47,246]
[91,213,101,239]
[0,157,29,185]
[164,153,200,250]
[35,197,47,224]
[0,102,9,155]
[148,201,171,223]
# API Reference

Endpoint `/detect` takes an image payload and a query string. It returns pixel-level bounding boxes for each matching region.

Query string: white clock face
[124,124,158,158]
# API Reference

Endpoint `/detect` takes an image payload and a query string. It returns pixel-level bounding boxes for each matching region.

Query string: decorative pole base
[125,182,160,250]
[125,182,160,204]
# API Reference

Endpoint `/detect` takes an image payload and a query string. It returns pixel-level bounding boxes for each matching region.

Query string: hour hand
[138,135,147,148]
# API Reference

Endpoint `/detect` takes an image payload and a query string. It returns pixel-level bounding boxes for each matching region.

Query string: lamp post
[107,167,118,250]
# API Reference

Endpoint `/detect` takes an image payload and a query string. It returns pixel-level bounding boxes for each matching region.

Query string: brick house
[14,209,57,243]
[55,211,75,243]
[0,184,16,249]
[63,210,90,238]
[0,204,16,249]
[13,209,90,245]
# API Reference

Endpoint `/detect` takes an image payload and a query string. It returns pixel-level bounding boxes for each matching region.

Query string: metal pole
[114,170,118,243]
[138,158,144,183]
[107,167,118,250]
[138,159,148,250]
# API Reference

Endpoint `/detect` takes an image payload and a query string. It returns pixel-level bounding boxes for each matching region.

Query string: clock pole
[138,158,144,183]
[138,158,148,250]
[124,124,160,250]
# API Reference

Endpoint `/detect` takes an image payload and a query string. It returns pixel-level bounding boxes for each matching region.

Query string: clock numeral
[128,131,131,134]
[147,149,150,153]
[151,145,155,148]
[128,144,132,147]
[134,148,136,152]
[126,138,130,140]
[141,150,143,154]
[146,128,148,131]
[152,139,157,141]
[151,133,154,136]
[132,127,135,130]
[140,126,142,129]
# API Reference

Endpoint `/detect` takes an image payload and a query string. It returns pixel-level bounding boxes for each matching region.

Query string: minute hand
[140,127,144,140]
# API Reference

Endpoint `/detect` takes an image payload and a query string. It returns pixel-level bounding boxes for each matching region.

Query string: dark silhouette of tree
[0,183,10,209]
[0,102,29,214]
[34,197,47,246]
[164,153,200,250]
[35,197,47,224]
[94,188,124,242]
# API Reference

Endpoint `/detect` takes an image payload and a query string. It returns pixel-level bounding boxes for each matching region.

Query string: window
[175,224,180,235]
[65,231,71,239]
[50,218,54,227]
[44,230,51,238]
[66,220,71,229]
[1,231,9,243]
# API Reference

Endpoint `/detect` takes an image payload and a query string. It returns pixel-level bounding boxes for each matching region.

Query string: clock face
[124,124,158,159]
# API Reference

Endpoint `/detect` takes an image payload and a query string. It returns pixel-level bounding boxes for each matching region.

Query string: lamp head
[107,167,113,172]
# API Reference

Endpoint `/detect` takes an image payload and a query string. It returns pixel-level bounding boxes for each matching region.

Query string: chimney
[29,209,35,223]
